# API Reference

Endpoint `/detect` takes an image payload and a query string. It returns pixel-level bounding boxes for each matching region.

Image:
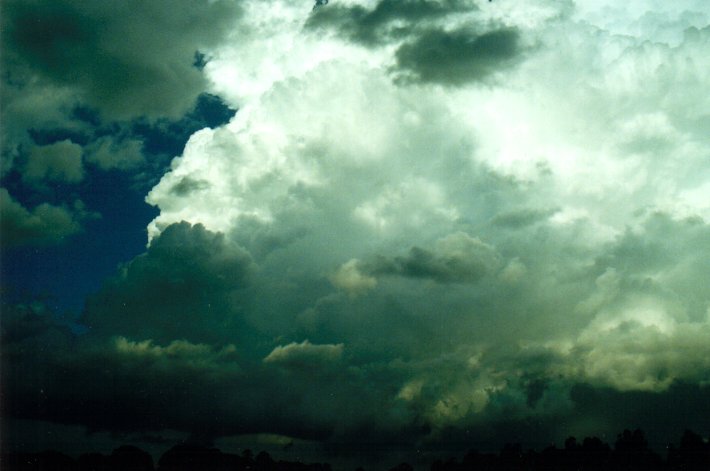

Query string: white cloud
[150,2,710,242]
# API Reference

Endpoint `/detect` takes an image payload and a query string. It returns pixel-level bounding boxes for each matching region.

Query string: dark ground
[3,428,709,471]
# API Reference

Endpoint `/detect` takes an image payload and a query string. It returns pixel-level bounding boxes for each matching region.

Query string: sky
[1,0,710,467]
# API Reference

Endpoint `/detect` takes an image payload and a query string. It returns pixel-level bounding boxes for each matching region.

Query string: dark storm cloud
[361,232,500,283]
[22,139,84,184]
[306,0,475,46]
[393,27,522,85]
[1,304,410,446]
[4,213,710,455]
[169,176,211,197]
[568,382,710,447]
[0,222,427,445]
[491,207,558,229]
[84,136,144,171]
[0,188,91,247]
[2,224,355,441]
[307,1,525,87]
[1,0,239,253]
[81,222,255,345]
[0,301,71,347]
[1,0,242,120]
[4,0,710,460]
[2,310,243,436]
[524,378,549,408]
[369,246,484,282]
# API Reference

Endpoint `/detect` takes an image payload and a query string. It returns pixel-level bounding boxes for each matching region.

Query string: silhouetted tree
[110,445,153,471]
[499,443,525,471]
[4,450,77,471]
[158,444,226,471]
[255,451,277,471]
[78,452,110,471]
[611,429,663,471]
[389,462,413,471]
[5,427,709,471]
[579,436,611,471]
[306,462,332,471]
[668,429,710,471]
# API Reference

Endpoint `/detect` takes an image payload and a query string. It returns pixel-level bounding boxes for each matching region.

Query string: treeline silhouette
[3,429,709,471]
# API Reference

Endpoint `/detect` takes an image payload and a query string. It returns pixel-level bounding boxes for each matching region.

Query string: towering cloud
[3,0,710,462]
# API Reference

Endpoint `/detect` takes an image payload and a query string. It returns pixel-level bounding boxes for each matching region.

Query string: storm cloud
[0,188,91,247]
[1,0,241,254]
[1,0,241,120]
[2,0,710,464]
[394,27,521,84]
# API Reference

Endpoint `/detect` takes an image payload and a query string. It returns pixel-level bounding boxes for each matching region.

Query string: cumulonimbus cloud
[3,0,710,458]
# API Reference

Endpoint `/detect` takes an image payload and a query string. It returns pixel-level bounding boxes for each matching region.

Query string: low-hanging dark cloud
[359,232,500,283]
[81,222,255,345]
[5,212,710,453]
[306,0,476,46]
[393,27,522,84]
[1,0,241,120]
[0,188,92,247]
